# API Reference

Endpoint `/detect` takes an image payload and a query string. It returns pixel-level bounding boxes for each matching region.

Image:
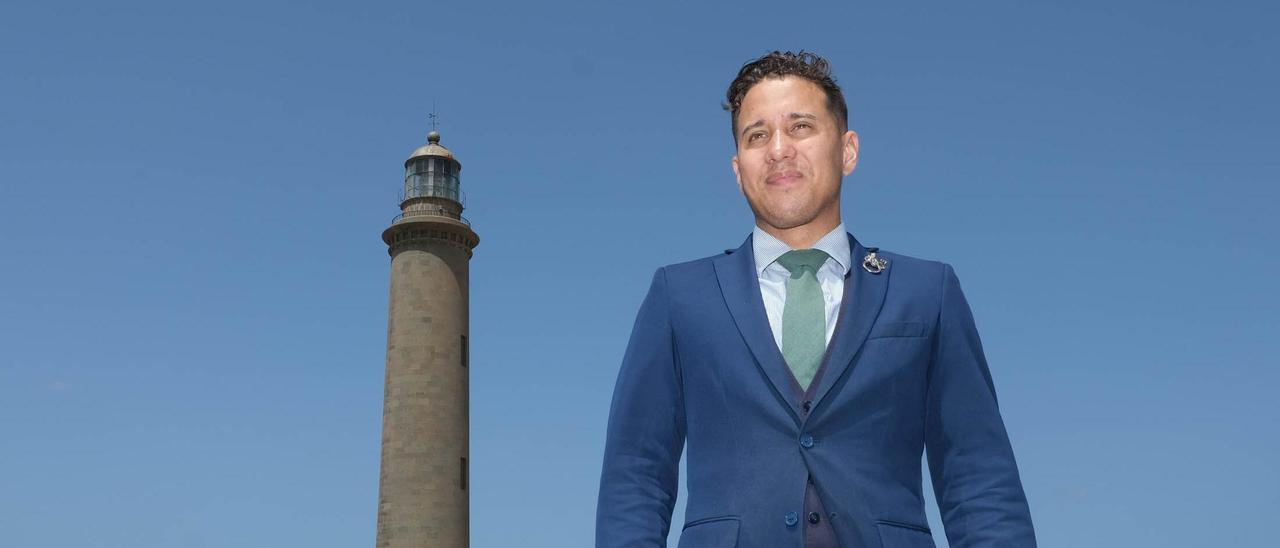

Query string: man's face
[731,76,858,232]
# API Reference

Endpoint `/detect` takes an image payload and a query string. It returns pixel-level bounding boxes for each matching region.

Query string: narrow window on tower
[461,335,468,367]
[460,457,468,490]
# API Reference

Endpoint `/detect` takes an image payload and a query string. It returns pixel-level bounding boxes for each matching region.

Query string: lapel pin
[862,247,887,274]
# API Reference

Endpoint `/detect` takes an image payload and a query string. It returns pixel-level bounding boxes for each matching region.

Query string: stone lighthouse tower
[376,129,479,548]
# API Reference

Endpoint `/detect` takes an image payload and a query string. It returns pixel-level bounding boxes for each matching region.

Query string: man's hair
[724,50,849,143]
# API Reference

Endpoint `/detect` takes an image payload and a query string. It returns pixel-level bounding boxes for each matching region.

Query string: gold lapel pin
[862,247,888,274]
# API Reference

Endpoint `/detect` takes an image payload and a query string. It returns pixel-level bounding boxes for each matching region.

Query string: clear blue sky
[2,1,1277,547]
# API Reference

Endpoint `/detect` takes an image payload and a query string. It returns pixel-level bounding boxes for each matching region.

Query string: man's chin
[756,210,822,231]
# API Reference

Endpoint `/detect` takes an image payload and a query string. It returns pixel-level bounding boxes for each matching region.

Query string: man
[596,51,1036,548]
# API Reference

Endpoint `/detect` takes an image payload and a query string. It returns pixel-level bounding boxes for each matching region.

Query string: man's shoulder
[654,251,724,281]
[873,247,948,274]
[867,246,954,292]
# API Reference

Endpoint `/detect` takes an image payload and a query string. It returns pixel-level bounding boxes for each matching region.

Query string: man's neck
[756,216,842,249]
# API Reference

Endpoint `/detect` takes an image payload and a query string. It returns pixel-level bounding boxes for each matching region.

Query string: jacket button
[800,434,814,448]
[785,511,799,527]
[802,400,812,412]
[808,511,821,524]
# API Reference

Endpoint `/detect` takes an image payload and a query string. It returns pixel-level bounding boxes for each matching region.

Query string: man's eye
[748,132,765,142]
[794,123,812,131]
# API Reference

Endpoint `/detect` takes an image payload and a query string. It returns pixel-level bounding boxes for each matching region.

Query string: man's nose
[767,131,796,162]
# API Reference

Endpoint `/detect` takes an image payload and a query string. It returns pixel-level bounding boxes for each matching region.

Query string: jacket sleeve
[596,267,687,548]
[924,263,1037,547]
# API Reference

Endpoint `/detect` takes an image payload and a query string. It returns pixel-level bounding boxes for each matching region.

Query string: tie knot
[776,249,830,278]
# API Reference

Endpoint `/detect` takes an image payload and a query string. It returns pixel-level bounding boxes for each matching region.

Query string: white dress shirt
[751,223,851,353]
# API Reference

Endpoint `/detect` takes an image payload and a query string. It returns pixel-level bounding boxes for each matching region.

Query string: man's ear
[842,130,859,176]
[731,155,743,193]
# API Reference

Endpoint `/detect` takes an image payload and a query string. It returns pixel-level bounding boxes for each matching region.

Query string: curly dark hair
[724,50,848,143]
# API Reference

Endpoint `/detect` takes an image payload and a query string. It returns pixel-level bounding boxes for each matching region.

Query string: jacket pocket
[875,520,936,548]
[677,516,739,548]
[867,320,927,339]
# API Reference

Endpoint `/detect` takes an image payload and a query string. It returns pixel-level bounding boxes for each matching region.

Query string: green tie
[776,249,830,391]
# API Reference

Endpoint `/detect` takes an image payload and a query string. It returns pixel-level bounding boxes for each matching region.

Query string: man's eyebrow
[789,112,818,121]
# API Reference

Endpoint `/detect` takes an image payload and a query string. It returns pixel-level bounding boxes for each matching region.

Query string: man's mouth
[766,170,803,185]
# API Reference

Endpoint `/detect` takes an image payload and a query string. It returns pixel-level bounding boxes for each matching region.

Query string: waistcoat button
[785,511,799,527]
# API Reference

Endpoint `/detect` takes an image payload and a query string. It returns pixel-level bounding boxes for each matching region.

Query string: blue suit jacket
[596,232,1036,548]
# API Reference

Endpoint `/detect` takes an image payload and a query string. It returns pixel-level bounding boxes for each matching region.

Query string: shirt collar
[752,222,850,278]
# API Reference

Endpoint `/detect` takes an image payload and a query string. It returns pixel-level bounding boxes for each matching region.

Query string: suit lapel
[713,232,890,422]
[714,233,804,422]
[806,233,890,415]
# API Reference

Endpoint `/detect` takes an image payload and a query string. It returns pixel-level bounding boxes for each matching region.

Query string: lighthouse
[376,129,479,547]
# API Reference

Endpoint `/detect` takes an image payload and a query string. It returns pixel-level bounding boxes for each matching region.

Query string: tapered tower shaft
[376,130,479,548]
